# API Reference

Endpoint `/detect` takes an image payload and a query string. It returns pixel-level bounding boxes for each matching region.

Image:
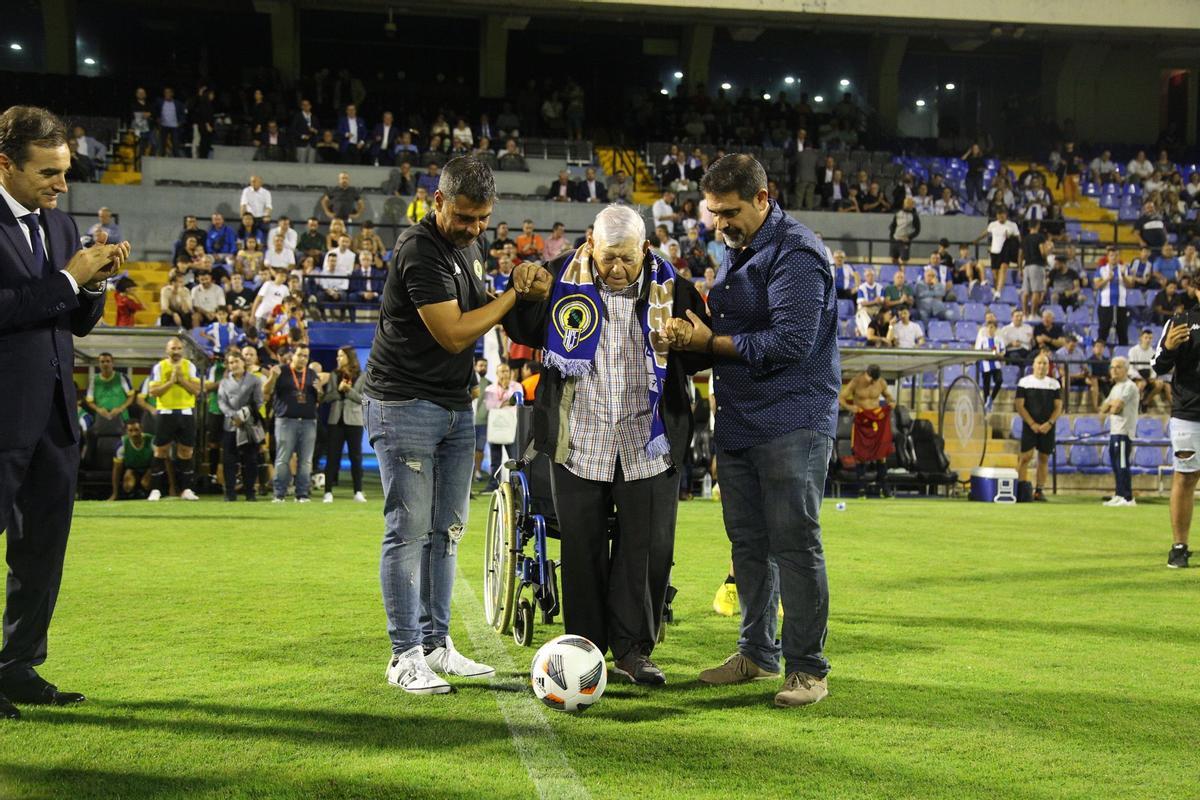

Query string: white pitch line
[454,573,591,800]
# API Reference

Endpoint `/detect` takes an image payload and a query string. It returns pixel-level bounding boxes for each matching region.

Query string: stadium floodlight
[784,76,795,85]
[915,99,927,108]
[813,95,824,103]
[660,88,669,95]
[762,93,771,101]
[720,82,732,91]
[944,82,956,91]
[9,43,21,51]
[673,71,683,79]
[83,57,96,65]
[839,78,850,88]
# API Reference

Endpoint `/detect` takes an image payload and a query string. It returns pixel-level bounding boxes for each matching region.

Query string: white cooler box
[969,468,1018,503]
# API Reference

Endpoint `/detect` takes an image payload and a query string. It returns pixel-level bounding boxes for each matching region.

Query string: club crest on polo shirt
[473,259,484,279]
[552,295,599,353]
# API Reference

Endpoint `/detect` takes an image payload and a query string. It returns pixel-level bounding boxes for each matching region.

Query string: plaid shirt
[565,278,669,482]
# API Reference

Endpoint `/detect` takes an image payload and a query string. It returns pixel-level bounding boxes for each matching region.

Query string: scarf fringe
[542,349,594,377]
[644,433,671,459]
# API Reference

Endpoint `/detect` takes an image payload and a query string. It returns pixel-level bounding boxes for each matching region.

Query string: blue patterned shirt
[707,201,840,450]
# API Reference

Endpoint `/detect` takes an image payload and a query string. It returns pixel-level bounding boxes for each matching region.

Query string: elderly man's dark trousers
[551,461,677,660]
[0,388,77,680]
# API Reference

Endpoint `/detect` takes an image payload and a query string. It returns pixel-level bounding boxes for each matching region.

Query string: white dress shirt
[240,186,273,218]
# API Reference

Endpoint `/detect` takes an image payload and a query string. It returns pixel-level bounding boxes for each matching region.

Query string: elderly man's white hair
[1110,355,1129,369]
[593,204,646,247]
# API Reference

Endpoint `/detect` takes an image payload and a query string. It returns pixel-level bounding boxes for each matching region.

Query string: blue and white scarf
[543,247,675,459]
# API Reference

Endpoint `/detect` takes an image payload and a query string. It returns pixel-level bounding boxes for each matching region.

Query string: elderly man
[88,207,121,244]
[239,175,273,225]
[1098,357,1140,507]
[914,267,954,321]
[664,154,840,708]
[545,170,574,202]
[505,205,711,684]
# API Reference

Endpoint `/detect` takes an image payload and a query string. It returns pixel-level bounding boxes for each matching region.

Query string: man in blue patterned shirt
[665,154,840,708]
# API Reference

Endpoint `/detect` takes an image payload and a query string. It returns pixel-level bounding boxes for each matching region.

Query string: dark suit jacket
[337,117,369,152]
[660,162,687,184]
[289,111,320,147]
[371,124,401,155]
[0,204,105,448]
[545,180,575,201]
[572,180,608,203]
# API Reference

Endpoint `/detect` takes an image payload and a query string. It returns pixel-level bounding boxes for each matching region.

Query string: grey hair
[438,156,496,204]
[1110,356,1129,369]
[593,204,646,248]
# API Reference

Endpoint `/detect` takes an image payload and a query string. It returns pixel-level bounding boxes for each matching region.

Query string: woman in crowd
[322,346,367,503]
[484,361,524,490]
[325,217,348,252]
[236,236,264,279]
[217,349,265,502]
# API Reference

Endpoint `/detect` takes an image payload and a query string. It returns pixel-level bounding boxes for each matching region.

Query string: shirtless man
[839,364,895,497]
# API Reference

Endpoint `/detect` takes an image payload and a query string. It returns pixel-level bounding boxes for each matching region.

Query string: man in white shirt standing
[1098,357,1140,507]
[1094,245,1134,346]
[240,175,272,225]
[888,307,925,348]
[652,189,679,234]
[975,206,1020,300]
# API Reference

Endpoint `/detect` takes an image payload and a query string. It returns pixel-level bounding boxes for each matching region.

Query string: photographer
[217,350,264,502]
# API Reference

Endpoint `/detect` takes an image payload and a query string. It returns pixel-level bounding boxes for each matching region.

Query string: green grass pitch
[0,490,1195,799]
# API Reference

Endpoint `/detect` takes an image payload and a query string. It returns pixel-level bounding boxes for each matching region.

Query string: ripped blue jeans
[364,396,474,654]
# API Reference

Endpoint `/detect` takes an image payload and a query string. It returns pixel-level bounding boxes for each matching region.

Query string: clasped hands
[510,262,555,302]
[650,310,712,354]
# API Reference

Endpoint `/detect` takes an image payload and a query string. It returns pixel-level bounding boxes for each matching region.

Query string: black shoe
[1033,489,1047,502]
[0,675,86,706]
[612,653,666,686]
[1168,543,1191,569]
[224,495,237,502]
[0,691,18,720]
[245,494,257,502]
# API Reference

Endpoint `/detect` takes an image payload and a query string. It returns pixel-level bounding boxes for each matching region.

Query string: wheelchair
[482,406,675,648]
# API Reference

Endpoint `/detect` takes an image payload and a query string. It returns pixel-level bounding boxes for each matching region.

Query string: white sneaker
[180,489,200,501]
[147,489,162,502]
[1124,498,1137,507]
[354,491,367,503]
[272,497,285,503]
[1103,496,1128,507]
[387,646,452,694]
[424,635,495,678]
[296,497,311,504]
[323,492,334,504]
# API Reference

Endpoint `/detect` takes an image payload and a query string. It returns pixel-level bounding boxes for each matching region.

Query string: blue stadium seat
[904,266,923,283]
[1127,289,1145,307]
[968,284,992,303]
[1002,365,1021,386]
[1067,307,1091,327]
[838,318,857,339]
[1055,444,1075,472]
[1073,415,1105,439]
[1055,416,1072,438]
[962,302,986,323]
[1000,286,1019,305]
[990,303,1014,320]
[957,321,979,343]
[1113,345,1130,359]
[879,265,898,283]
[1132,445,1168,475]
[1070,444,1108,474]
[1136,417,1165,440]
[928,320,955,344]
[952,284,968,303]
[837,299,855,319]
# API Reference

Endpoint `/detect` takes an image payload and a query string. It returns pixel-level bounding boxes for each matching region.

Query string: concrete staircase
[102,261,168,327]
[595,146,659,206]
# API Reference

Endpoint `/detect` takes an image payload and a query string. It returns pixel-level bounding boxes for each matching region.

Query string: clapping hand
[511,262,555,301]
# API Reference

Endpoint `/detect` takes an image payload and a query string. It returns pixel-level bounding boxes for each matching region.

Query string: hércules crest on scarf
[543,245,676,458]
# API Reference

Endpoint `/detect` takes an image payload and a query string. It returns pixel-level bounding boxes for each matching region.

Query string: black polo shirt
[325,185,361,220]
[1021,231,1047,266]
[273,365,320,419]
[364,212,489,410]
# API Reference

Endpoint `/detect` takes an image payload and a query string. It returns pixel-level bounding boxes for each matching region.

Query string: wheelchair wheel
[484,484,518,634]
[513,598,534,647]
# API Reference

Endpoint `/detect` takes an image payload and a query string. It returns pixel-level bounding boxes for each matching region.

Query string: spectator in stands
[173,215,204,262]
[288,99,320,164]
[1090,150,1121,185]
[267,217,298,253]
[86,207,122,245]
[1015,353,1062,502]
[855,268,884,335]
[159,272,192,328]
[882,269,914,313]
[934,187,961,216]
[606,169,632,205]
[977,206,1020,300]
[406,186,431,224]
[206,305,245,356]
[234,237,264,282]
[251,266,291,328]
[67,124,105,182]
[216,349,264,502]
[350,250,385,303]
[1020,219,1051,316]
[472,136,492,159]
[679,227,709,274]
[574,167,607,204]
[1095,245,1133,345]
[131,86,153,154]
[85,352,134,436]
[390,162,417,198]
[1020,174,1051,226]
[651,224,679,262]
[483,362,524,491]
[392,131,419,163]
[887,197,919,267]
[497,138,525,171]
[909,183,932,215]
[1046,254,1081,311]
[417,162,441,195]
[975,317,1005,412]
[1128,245,1157,289]
[831,251,859,300]
[836,186,860,213]
[865,308,893,347]
[190,272,225,324]
[516,219,545,261]
[264,234,297,274]
[352,221,385,257]
[546,170,574,203]
[544,222,570,261]
[1000,308,1035,364]
[1185,173,1200,208]
[154,86,187,157]
[253,121,287,162]
[1054,335,1089,398]
[962,143,986,207]
[314,129,340,163]
[113,277,144,327]
[318,172,363,223]
[1097,356,1140,507]
[914,267,955,322]
[321,346,366,503]
[488,222,513,263]
[237,212,266,249]
[1129,328,1170,409]
[889,307,924,348]
[371,111,401,166]
[1155,242,1182,284]
[1136,199,1169,258]
[496,105,520,139]
[206,213,238,268]
[337,104,369,164]
[860,181,889,214]
[239,176,273,225]
[652,190,679,234]
[1152,280,1184,324]
[318,235,356,307]
[109,418,154,501]
[449,118,473,152]
[819,168,849,210]
[1085,340,1112,411]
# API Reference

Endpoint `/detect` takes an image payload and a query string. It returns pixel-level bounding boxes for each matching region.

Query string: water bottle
[701,472,712,499]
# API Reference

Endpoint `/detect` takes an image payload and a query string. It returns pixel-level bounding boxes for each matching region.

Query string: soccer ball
[530,634,607,712]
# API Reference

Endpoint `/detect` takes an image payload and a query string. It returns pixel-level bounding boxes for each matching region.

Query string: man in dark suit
[573,167,608,204]
[545,170,575,202]
[0,106,129,720]
[288,99,320,164]
[370,111,401,167]
[336,104,369,165]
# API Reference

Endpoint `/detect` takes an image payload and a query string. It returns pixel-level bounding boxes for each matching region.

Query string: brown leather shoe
[698,652,780,685]
[774,672,828,707]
